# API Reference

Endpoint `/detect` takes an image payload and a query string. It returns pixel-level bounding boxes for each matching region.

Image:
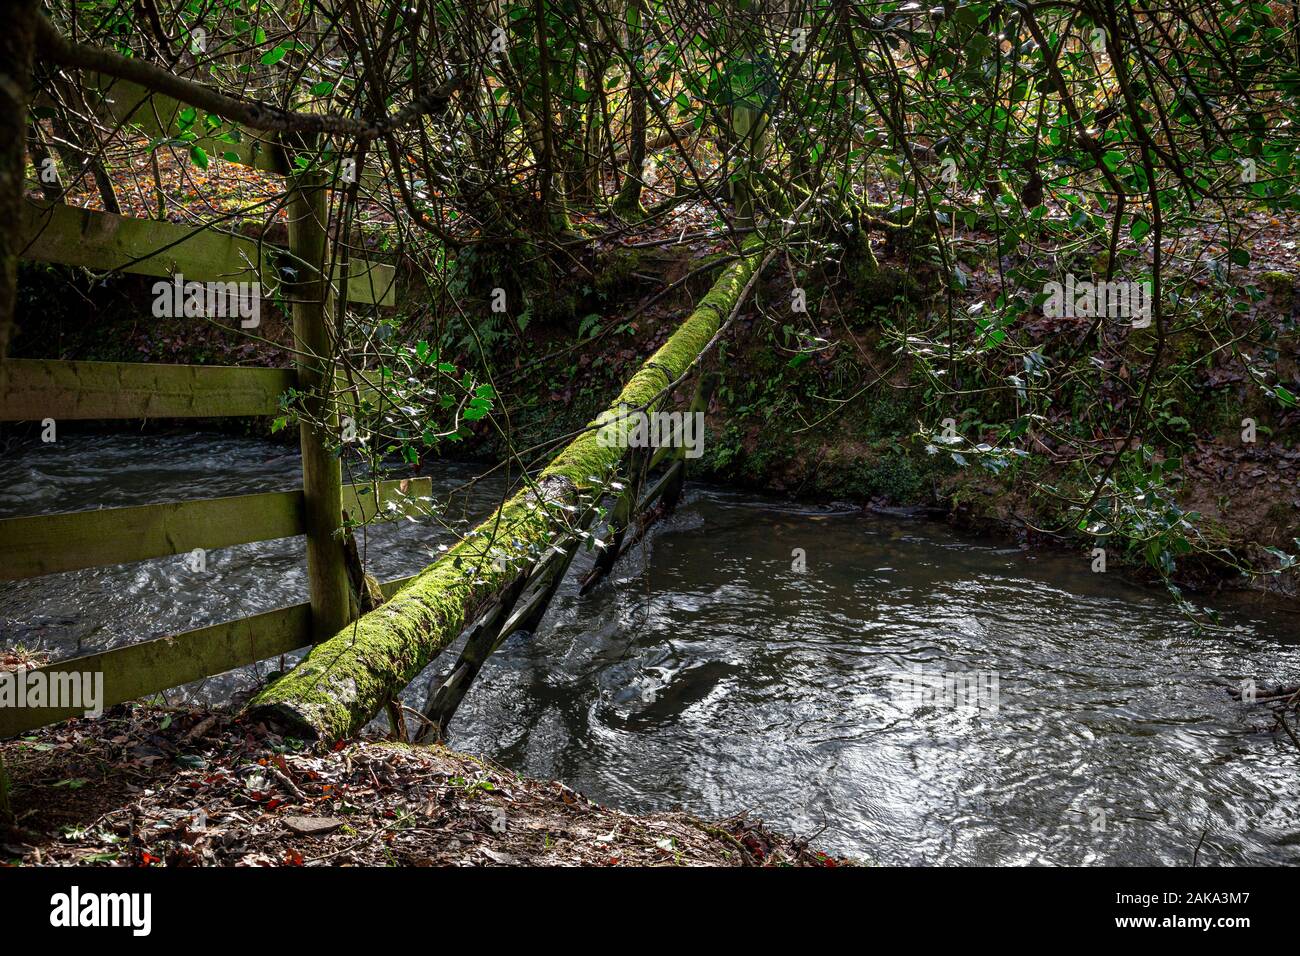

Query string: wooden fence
[1,78,414,738]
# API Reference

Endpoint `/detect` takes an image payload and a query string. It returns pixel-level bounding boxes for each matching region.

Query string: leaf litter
[1,704,846,867]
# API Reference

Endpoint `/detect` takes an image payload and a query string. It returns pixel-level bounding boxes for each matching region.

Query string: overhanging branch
[34,13,459,141]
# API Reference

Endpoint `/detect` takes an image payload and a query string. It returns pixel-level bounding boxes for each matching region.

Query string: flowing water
[2,431,1298,864]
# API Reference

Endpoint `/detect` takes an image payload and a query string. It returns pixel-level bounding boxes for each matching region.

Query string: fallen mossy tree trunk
[246,247,762,740]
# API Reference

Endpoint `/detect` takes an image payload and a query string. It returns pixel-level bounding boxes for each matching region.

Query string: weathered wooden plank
[339,258,397,308]
[0,491,298,580]
[0,604,311,738]
[0,478,431,580]
[0,358,296,420]
[19,202,396,306]
[0,568,420,738]
[21,199,277,286]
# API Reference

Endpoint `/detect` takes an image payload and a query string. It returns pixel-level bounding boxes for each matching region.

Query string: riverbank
[12,182,1299,603]
[0,704,844,867]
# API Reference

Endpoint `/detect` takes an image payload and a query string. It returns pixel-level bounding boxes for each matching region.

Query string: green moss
[1259,269,1294,297]
[249,249,762,740]
[253,480,573,736]
[594,247,644,297]
[610,194,647,221]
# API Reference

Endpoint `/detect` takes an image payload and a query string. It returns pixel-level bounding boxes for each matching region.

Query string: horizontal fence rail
[20,202,396,306]
[0,358,296,420]
[0,573,416,738]
[0,478,431,580]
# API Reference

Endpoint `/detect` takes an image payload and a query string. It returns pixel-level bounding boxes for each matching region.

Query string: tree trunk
[26,122,62,201]
[574,55,607,204]
[0,0,39,364]
[533,0,570,233]
[612,0,647,217]
[246,249,762,740]
[48,77,122,215]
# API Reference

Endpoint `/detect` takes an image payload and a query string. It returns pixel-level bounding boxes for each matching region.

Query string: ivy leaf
[1264,546,1297,570]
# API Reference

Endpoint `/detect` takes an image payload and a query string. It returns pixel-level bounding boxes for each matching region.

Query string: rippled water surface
[2,432,1298,864]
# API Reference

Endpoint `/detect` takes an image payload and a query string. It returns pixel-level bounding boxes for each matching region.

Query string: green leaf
[261,45,288,65]
[190,145,209,169]
[311,81,335,96]
[1230,248,1250,267]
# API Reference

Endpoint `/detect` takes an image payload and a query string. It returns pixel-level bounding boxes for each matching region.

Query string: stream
[2,431,1298,864]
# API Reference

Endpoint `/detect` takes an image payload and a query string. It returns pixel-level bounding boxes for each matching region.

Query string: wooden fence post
[286,167,351,642]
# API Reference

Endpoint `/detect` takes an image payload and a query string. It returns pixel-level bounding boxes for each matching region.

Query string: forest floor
[0,704,844,867]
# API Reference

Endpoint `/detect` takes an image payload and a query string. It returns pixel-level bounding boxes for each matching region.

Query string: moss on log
[246,249,760,740]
